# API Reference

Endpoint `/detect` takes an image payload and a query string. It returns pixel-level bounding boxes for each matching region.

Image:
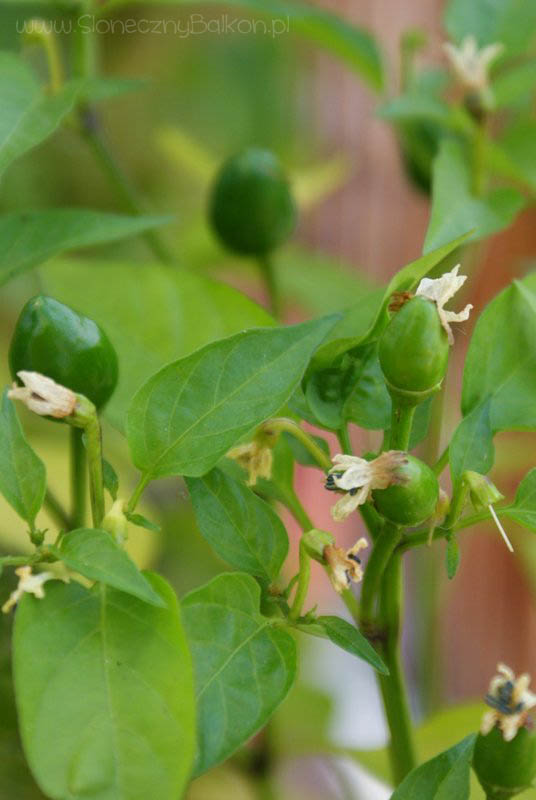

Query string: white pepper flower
[325,451,408,521]
[324,537,368,594]
[8,371,77,418]
[2,566,55,614]
[416,265,473,345]
[443,36,503,93]
[227,440,273,486]
[481,663,536,741]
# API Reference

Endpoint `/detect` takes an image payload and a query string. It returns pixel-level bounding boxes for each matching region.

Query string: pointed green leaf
[42,258,274,429]
[127,315,338,479]
[186,468,289,582]
[446,535,461,580]
[424,140,524,253]
[504,469,536,532]
[444,0,536,56]
[0,390,46,527]
[0,209,171,286]
[125,512,161,533]
[312,616,388,674]
[311,233,469,368]
[51,528,165,607]
[449,400,494,483]
[391,734,476,799]
[182,572,296,775]
[0,53,78,177]
[102,459,119,501]
[13,575,196,800]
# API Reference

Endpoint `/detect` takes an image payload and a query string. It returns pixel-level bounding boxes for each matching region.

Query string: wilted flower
[464,471,513,552]
[8,371,77,418]
[324,537,368,593]
[2,566,55,614]
[325,451,408,521]
[481,663,536,741]
[443,35,503,92]
[227,440,273,486]
[416,265,473,345]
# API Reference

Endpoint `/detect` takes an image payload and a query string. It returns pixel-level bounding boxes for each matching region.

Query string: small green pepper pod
[372,454,439,526]
[9,295,118,411]
[473,727,536,799]
[379,295,449,403]
[209,148,297,256]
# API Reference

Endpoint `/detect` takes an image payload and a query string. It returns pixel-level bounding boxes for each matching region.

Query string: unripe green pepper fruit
[372,454,439,526]
[9,295,118,410]
[473,727,536,799]
[379,296,449,401]
[209,148,297,256]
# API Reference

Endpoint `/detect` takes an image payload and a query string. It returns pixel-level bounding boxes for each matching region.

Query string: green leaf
[42,258,274,429]
[102,459,119,501]
[0,210,171,286]
[444,0,536,56]
[126,315,338,479]
[125,512,161,533]
[51,528,165,607]
[424,140,524,253]
[462,280,536,429]
[105,0,384,91]
[0,52,78,177]
[311,616,388,674]
[497,119,536,194]
[0,390,46,527]
[449,400,494,483]
[493,61,536,109]
[311,232,469,369]
[186,469,288,582]
[504,469,536,532]
[13,575,196,800]
[182,572,296,775]
[78,76,147,103]
[391,734,476,799]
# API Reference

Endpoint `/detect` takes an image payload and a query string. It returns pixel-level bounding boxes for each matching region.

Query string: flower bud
[464,471,504,511]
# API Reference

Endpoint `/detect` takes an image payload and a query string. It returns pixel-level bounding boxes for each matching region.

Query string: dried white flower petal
[325,451,408,521]
[443,35,504,92]
[227,440,273,486]
[481,662,536,741]
[8,371,77,418]
[2,566,55,613]
[324,538,368,593]
[416,265,473,344]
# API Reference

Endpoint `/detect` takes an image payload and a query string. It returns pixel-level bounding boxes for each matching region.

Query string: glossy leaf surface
[182,572,296,775]
[127,316,337,478]
[186,469,288,582]
[14,575,196,800]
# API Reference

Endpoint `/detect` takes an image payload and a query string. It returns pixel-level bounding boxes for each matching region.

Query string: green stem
[84,415,105,527]
[389,399,416,451]
[337,425,352,455]
[472,118,487,197]
[127,473,151,515]
[73,0,173,265]
[289,540,311,621]
[377,553,417,782]
[70,427,87,528]
[44,489,72,530]
[433,445,449,476]
[360,522,402,626]
[258,253,280,319]
[266,418,332,471]
[285,488,314,532]
[80,113,173,263]
[26,21,64,92]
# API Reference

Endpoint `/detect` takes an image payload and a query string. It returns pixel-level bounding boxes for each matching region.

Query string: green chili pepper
[473,727,536,799]
[379,296,449,401]
[9,295,118,410]
[372,454,439,526]
[209,148,297,256]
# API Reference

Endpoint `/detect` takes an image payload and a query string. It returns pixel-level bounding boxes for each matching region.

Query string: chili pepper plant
[1,1,536,799]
